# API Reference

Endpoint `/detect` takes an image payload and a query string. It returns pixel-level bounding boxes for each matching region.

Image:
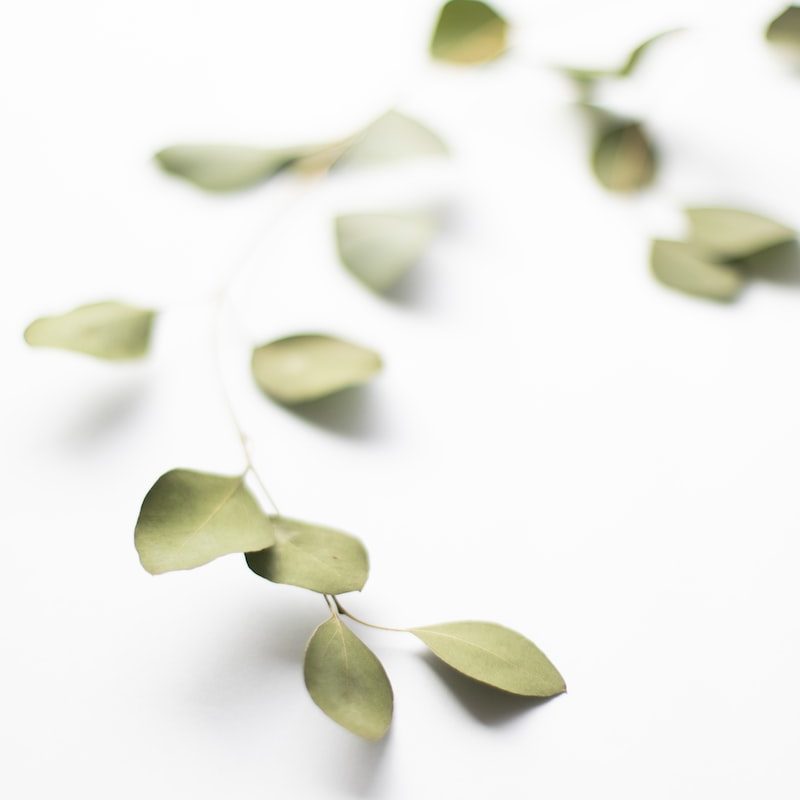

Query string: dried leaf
[685,207,796,261]
[766,6,800,50]
[335,210,440,292]
[591,120,656,192]
[430,0,508,64]
[246,517,368,594]
[304,616,393,740]
[134,469,274,574]
[650,239,744,301]
[251,334,382,405]
[412,621,566,696]
[24,301,155,360]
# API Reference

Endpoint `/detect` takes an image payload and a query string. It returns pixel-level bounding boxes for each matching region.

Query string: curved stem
[333,597,409,633]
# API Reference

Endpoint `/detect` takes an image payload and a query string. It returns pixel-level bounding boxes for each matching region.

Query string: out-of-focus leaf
[333,110,447,170]
[251,334,382,405]
[412,621,566,696]
[430,0,508,64]
[304,616,393,740]
[650,239,744,301]
[134,469,274,574]
[24,301,155,360]
[335,210,440,292]
[685,207,796,261]
[766,6,800,50]
[591,120,656,192]
[246,517,368,594]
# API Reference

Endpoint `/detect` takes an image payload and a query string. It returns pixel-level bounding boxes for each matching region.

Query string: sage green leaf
[685,207,796,261]
[304,617,393,740]
[430,0,508,64]
[24,301,155,360]
[335,211,439,292]
[134,469,274,574]
[251,334,382,405]
[246,517,368,594]
[411,621,565,696]
[650,239,744,301]
[334,110,447,170]
[766,6,800,50]
[591,120,656,192]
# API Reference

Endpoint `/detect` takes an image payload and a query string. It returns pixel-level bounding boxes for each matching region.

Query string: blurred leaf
[685,207,796,261]
[134,469,274,574]
[430,0,508,64]
[333,110,447,170]
[335,210,440,292]
[766,6,800,50]
[650,239,744,301]
[591,120,656,192]
[246,517,368,594]
[24,301,155,360]
[251,334,382,405]
[304,616,393,740]
[412,621,566,696]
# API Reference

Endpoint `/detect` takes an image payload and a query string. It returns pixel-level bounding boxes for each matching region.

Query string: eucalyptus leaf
[304,616,393,740]
[430,0,508,64]
[246,517,368,594]
[134,469,274,574]
[335,210,440,292]
[591,120,656,192]
[650,239,744,301]
[766,6,800,50]
[411,621,566,696]
[251,334,382,405]
[333,110,447,170]
[24,301,155,360]
[685,207,796,261]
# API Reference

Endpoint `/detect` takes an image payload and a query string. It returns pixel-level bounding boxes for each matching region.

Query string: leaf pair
[304,615,565,740]
[156,110,447,193]
[134,468,368,594]
[430,0,508,65]
[651,208,797,301]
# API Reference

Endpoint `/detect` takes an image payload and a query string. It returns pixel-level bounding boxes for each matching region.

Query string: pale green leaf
[591,120,656,192]
[246,517,368,594]
[685,207,796,261]
[430,0,508,64]
[650,239,744,301]
[333,110,448,170]
[251,334,382,405]
[24,301,155,360]
[335,210,440,292]
[766,6,800,50]
[412,621,566,696]
[134,469,274,574]
[304,616,393,740]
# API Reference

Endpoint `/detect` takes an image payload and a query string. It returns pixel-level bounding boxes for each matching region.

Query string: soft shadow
[423,653,560,727]
[382,259,434,307]
[58,376,149,448]
[739,240,800,286]
[283,384,385,439]
[333,732,391,798]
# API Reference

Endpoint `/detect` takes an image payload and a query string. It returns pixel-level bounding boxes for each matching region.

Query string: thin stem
[333,597,409,633]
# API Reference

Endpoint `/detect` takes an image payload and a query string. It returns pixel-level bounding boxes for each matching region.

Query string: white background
[3,0,800,797]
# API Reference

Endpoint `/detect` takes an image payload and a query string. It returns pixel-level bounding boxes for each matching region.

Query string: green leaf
[333,110,447,170]
[335,210,440,292]
[134,469,274,574]
[251,334,382,405]
[246,517,368,594]
[766,6,800,50]
[685,207,796,261]
[411,621,566,696]
[650,239,744,301]
[430,0,508,64]
[304,616,393,740]
[591,120,656,193]
[24,301,155,360]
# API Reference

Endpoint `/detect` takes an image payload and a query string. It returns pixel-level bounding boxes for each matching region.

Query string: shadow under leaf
[423,653,562,727]
[281,384,384,439]
[738,240,800,286]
